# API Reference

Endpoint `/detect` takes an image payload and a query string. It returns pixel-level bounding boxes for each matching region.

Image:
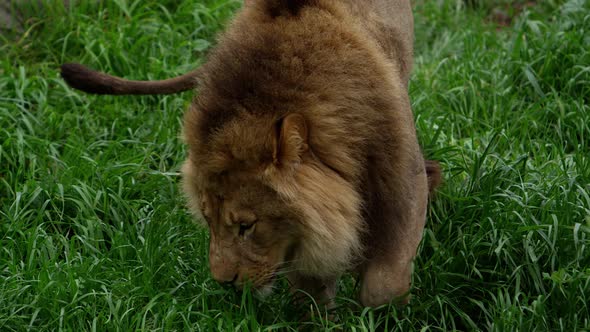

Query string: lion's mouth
[231,271,278,296]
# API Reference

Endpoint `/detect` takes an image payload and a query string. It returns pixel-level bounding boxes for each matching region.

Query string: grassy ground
[1,0,589,330]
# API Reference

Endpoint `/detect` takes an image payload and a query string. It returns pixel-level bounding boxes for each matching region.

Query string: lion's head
[181,109,364,294]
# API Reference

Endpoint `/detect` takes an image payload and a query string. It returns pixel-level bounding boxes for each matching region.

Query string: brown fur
[61,0,442,309]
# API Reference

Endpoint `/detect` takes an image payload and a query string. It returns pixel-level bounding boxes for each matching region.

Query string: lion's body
[61,0,440,309]
[182,0,431,307]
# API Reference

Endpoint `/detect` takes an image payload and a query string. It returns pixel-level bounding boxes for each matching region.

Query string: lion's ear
[273,113,309,166]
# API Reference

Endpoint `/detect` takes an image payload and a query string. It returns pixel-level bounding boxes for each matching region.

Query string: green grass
[1,0,589,330]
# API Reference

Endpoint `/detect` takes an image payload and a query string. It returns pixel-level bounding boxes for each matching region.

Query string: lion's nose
[209,243,240,286]
[210,265,238,285]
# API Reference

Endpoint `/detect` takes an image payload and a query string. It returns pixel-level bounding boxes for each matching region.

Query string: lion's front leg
[358,199,426,307]
[358,252,415,307]
[358,150,430,308]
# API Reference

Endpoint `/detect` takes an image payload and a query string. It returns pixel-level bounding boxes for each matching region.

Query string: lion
[60,0,442,309]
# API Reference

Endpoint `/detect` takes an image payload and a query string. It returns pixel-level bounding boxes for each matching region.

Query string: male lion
[61,0,441,309]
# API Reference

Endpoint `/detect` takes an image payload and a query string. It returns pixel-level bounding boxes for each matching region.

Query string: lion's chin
[254,276,277,299]
[254,283,274,299]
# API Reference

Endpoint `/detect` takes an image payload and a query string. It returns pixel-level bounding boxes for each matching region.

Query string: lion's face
[196,176,301,292]
[182,137,308,295]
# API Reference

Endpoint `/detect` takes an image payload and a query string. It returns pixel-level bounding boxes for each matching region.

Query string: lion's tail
[425,160,442,194]
[60,63,201,95]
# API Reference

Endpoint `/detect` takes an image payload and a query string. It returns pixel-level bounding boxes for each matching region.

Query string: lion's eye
[238,223,254,237]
